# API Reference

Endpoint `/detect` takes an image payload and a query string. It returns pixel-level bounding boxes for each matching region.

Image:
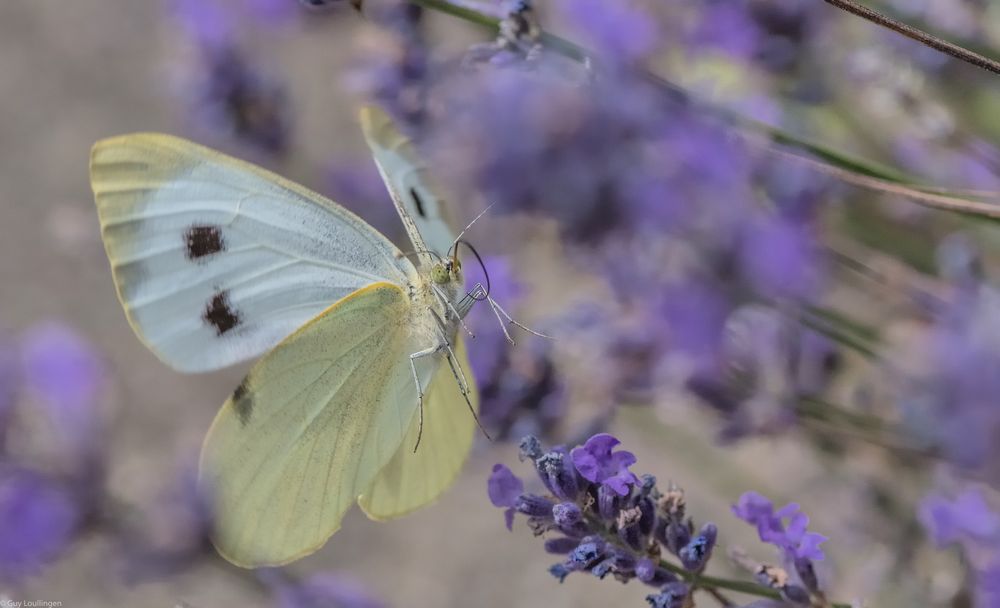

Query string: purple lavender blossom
[348,1,428,127]
[117,467,214,583]
[170,0,291,155]
[645,581,690,608]
[487,464,523,530]
[732,492,827,562]
[919,486,1000,608]
[569,433,639,496]
[689,2,762,59]
[738,216,823,300]
[20,323,106,465]
[20,323,104,416]
[919,487,1000,547]
[325,156,403,240]
[554,0,661,65]
[489,434,742,592]
[0,467,80,582]
[465,255,523,384]
[262,569,385,608]
[897,286,1000,480]
[0,323,109,583]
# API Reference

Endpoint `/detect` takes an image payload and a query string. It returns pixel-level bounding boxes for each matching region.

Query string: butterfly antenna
[457,240,491,300]
[449,203,496,257]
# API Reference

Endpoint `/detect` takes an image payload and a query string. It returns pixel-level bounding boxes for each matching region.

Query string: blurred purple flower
[348,1,428,127]
[20,323,104,415]
[919,488,1000,547]
[247,0,301,24]
[325,157,401,239]
[979,558,1000,608]
[170,0,291,155]
[20,323,106,471]
[169,0,231,50]
[0,466,80,583]
[262,569,385,608]
[898,286,1000,479]
[657,279,730,365]
[918,484,1000,607]
[463,255,564,440]
[465,255,523,382]
[732,491,827,562]
[570,433,639,496]
[426,64,672,244]
[118,467,214,584]
[645,581,690,608]
[555,0,661,65]
[200,46,291,155]
[487,463,523,530]
[689,3,761,59]
[739,217,823,300]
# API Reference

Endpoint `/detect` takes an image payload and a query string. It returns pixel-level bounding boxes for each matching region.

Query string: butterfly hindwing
[90,133,416,372]
[199,282,432,567]
[359,336,478,520]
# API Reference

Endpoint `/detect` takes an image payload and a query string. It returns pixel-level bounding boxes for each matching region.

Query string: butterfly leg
[408,342,446,453]
[465,283,553,345]
[487,293,554,340]
[441,339,491,441]
[431,284,475,338]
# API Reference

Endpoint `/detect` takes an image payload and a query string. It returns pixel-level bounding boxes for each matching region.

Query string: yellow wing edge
[89,136,180,370]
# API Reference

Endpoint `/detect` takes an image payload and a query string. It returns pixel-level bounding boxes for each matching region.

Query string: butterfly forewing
[90,133,417,372]
[359,106,460,265]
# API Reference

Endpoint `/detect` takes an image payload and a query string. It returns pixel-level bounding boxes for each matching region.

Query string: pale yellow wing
[358,337,478,520]
[198,282,429,567]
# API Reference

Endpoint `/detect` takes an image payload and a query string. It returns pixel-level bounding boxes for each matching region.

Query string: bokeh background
[3,1,1000,607]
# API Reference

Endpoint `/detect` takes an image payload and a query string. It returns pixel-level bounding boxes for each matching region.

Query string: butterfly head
[429,256,462,286]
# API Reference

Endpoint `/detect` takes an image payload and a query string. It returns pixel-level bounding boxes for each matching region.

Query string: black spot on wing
[203,290,241,336]
[184,225,225,260]
[232,377,253,427]
[408,187,427,218]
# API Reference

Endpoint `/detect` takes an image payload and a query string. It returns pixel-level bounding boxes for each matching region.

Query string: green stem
[796,395,936,459]
[805,304,880,343]
[800,311,879,359]
[659,558,853,608]
[580,512,850,605]
[412,0,498,28]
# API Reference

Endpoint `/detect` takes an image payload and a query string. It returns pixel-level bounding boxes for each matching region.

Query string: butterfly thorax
[408,258,466,342]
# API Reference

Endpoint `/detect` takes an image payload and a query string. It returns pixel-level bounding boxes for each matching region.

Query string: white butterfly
[90,106,504,567]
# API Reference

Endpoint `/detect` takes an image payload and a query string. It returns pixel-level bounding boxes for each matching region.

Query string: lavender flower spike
[570,433,639,496]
